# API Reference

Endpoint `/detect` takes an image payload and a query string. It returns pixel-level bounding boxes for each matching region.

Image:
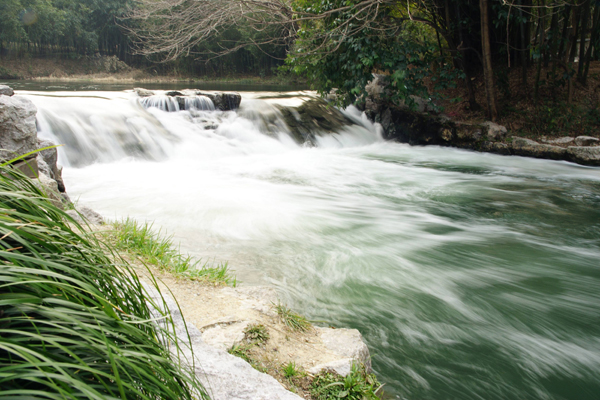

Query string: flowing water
[18,87,600,400]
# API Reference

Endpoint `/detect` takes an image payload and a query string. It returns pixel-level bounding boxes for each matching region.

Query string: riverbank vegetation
[2,0,598,138]
[0,165,208,399]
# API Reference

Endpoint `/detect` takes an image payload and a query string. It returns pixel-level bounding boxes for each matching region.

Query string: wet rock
[277,98,353,145]
[510,137,567,159]
[567,146,600,166]
[574,136,600,146]
[66,206,105,225]
[0,95,38,162]
[134,88,155,97]
[200,92,241,111]
[34,173,66,208]
[166,91,184,97]
[308,327,371,376]
[0,85,14,96]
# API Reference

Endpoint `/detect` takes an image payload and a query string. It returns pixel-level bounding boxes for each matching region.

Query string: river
[15,83,600,400]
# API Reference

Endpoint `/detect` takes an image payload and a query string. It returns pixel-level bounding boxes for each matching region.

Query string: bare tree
[125,0,399,61]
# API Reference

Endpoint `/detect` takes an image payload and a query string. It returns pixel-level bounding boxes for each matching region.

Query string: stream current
[19,86,600,400]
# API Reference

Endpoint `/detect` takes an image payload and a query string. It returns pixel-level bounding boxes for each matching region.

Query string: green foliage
[286,0,461,108]
[0,164,208,400]
[310,363,382,400]
[283,361,302,379]
[111,217,235,286]
[275,303,311,332]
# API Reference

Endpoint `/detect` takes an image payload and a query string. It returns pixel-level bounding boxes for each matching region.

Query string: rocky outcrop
[1,85,71,205]
[66,206,105,225]
[277,98,353,145]
[0,95,39,162]
[360,77,600,166]
[144,284,303,400]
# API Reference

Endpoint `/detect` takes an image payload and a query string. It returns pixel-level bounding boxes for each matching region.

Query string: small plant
[283,361,301,379]
[228,343,266,372]
[111,218,235,286]
[244,324,270,344]
[275,303,311,332]
[310,363,383,400]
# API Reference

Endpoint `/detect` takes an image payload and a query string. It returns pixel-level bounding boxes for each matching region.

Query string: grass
[275,303,311,332]
[283,361,302,379]
[0,164,208,399]
[111,217,235,286]
[244,323,270,343]
[310,363,383,400]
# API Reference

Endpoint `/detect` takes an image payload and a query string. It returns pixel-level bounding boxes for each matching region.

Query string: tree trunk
[569,5,582,62]
[583,5,600,84]
[480,0,498,120]
[519,0,528,88]
[578,0,591,81]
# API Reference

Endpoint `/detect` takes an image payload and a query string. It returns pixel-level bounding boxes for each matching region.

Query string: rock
[543,136,574,145]
[510,137,567,160]
[0,85,14,96]
[0,95,38,162]
[277,98,353,144]
[34,173,66,208]
[134,88,155,97]
[202,320,253,351]
[197,92,242,111]
[455,123,483,142]
[308,327,371,376]
[37,139,65,192]
[365,74,388,100]
[66,206,105,225]
[481,121,508,141]
[574,136,600,146]
[144,284,303,400]
[567,146,600,166]
[166,91,184,97]
[479,141,511,155]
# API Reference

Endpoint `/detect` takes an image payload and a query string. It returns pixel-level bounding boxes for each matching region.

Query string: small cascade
[185,95,215,111]
[140,95,180,112]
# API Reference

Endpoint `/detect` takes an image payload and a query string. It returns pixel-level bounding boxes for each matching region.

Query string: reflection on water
[24,90,600,400]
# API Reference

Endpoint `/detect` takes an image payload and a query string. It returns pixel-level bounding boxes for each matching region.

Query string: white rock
[0,85,14,96]
[574,136,599,146]
[544,136,574,144]
[202,321,252,351]
[66,206,105,225]
[144,284,303,400]
[481,121,508,141]
[309,327,372,375]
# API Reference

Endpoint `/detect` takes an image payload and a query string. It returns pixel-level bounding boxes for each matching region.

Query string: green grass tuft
[0,164,208,399]
[275,303,311,332]
[310,363,383,400]
[244,323,270,344]
[283,361,302,379]
[111,217,235,286]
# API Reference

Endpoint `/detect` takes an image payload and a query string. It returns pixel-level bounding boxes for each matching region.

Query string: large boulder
[277,98,354,145]
[37,139,66,192]
[567,146,600,166]
[0,95,38,162]
[308,327,372,376]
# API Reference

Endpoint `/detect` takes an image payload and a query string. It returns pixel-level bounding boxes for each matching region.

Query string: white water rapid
[24,89,600,400]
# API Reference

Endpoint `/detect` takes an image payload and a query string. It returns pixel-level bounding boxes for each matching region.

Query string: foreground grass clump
[275,303,311,332]
[310,363,382,400]
[0,166,208,400]
[112,217,235,286]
